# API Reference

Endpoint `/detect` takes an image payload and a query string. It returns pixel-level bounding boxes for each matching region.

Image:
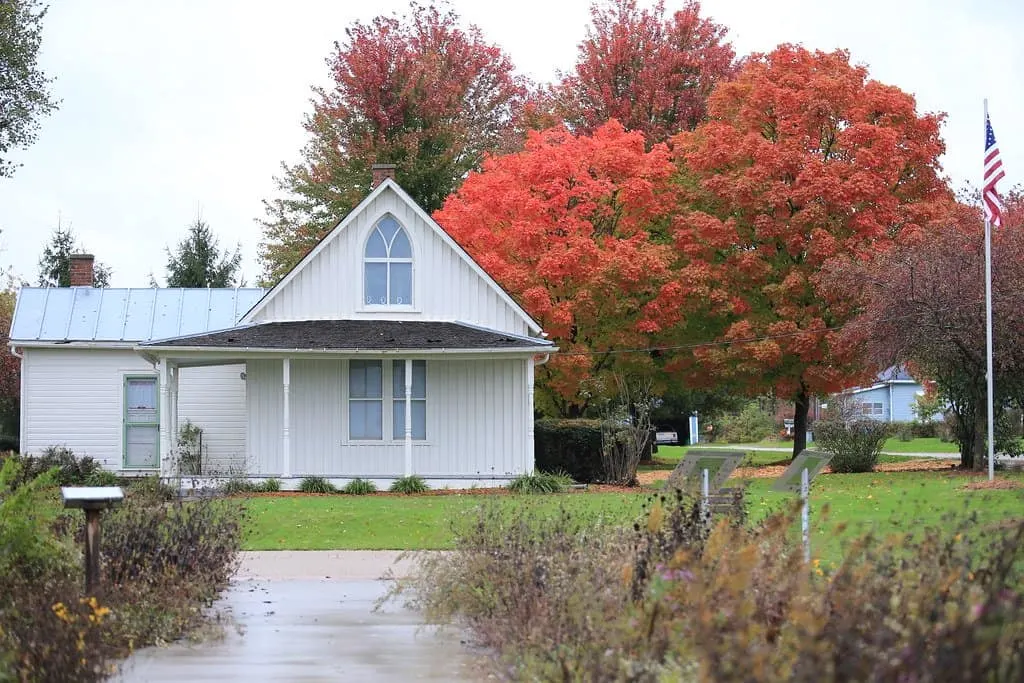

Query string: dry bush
[395,493,1024,681]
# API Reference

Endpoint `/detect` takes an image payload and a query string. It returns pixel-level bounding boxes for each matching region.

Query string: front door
[124,376,159,468]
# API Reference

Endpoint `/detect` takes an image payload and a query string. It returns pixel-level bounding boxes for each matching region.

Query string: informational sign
[771,450,834,493]
[688,413,700,445]
[667,449,745,493]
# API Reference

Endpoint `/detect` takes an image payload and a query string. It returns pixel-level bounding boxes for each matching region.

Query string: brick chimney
[371,163,397,189]
[69,253,95,287]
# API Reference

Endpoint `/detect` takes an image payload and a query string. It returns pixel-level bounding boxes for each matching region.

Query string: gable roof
[240,178,543,335]
[141,320,554,353]
[10,287,265,344]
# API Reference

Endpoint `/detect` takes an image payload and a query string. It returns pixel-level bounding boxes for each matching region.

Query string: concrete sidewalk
[236,550,422,581]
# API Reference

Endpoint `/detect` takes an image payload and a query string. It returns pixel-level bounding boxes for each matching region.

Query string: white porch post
[282,358,291,478]
[158,358,170,474]
[404,358,413,477]
[527,357,535,472]
[169,364,180,457]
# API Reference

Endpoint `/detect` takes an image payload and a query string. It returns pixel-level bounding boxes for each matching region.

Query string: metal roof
[10,287,266,343]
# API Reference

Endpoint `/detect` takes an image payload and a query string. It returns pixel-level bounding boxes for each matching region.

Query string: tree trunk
[792,384,810,461]
[972,402,987,471]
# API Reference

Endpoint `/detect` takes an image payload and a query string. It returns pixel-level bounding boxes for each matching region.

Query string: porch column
[158,358,170,474]
[169,364,180,457]
[404,358,413,477]
[282,358,291,478]
[527,357,535,472]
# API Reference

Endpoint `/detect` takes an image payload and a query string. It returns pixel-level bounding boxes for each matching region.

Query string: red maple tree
[549,0,735,143]
[659,45,949,457]
[435,121,678,416]
[0,290,20,439]
[260,4,526,283]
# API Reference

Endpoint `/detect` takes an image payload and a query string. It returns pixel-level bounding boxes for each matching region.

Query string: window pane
[377,216,401,244]
[350,360,382,398]
[393,399,426,440]
[349,401,382,440]
[412,360,426,398]
[365,262,387,305]
[390,262,412,305]
[392,360,404,397]
[127,379,156,409]
[412,400,426,439]
[393,400,405,439]
[366,228,388,258]
[126,425,159,468]
[390,227,412,258]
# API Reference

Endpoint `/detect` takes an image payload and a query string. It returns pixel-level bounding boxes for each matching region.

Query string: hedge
[534,419,605,484]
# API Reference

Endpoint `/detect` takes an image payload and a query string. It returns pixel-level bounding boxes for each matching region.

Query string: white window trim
[344,359,429,445]
[362,214,416,309]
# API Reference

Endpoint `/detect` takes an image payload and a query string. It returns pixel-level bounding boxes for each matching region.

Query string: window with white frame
[347,360,428,441]
[860,402,884,417]
[349,360,383,440]
[392,360,426,440]
[364,215,412,306]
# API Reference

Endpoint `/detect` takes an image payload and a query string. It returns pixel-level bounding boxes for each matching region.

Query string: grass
[243,470,1024,560]
[702,437,959,454]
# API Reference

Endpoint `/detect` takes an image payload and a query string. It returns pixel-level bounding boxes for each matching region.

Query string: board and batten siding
[21,348,247,472]
[248,189,531,336]
[245,357,531,478]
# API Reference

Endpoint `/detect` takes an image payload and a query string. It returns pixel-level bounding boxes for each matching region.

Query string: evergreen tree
[37,226,111,287]
[163,219,242,288]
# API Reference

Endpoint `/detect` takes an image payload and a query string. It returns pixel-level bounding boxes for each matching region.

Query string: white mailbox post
[61,486,124,594]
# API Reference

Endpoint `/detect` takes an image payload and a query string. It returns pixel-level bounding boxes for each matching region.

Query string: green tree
[37,226,111,287]
[0,0,59,177]
[259,2,525,285]
[162,219,242,288]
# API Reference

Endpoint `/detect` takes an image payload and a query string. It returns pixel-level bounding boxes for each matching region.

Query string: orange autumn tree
[659,45,948,457]
[435,120,677,416]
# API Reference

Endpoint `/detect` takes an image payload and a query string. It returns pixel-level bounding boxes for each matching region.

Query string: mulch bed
[960,479,1023,491]
[637,458,959,486]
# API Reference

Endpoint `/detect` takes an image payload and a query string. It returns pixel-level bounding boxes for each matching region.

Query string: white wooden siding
[250,189,530,336]
[245,357,531,478]
[21,348,246,472]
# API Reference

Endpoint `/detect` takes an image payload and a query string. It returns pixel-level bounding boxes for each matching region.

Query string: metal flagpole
[984,99,996,482]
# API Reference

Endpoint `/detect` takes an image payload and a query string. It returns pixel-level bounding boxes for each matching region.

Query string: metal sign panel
[771,450,835,493]
[667,449,746,493]
[61,486,124,509]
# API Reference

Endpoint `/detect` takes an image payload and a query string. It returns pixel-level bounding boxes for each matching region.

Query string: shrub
[1,446,104,488]
[389,475,429,494]
[221,477,259,495]
[258,478,281,492]
[814,419,889,473]
[175,420,205,476]
[714,402,776,443]
[507,470,574,494]
[299,476,336,494]
[893,421,915,442]
[393,491,1024,681]
[127,475,177,502]
[342,478,377,495]
[84,469,121,487]
[534,419,605,484]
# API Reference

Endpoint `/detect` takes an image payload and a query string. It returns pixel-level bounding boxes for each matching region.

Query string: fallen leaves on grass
[960,479,1023,491]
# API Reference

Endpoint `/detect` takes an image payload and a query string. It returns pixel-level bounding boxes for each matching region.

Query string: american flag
[984,114,1006,227]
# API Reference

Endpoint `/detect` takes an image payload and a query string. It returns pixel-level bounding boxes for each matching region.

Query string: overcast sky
[0,0,1020,287]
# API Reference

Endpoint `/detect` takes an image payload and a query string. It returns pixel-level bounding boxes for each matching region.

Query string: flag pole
[984,99,995,482]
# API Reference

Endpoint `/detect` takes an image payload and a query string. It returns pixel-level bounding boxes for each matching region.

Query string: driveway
[117,552,477,682]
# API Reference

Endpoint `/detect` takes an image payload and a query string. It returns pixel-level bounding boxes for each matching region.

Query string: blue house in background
[845,367,927,423]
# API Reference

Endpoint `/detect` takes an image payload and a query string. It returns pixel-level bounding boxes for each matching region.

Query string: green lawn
[705,437,957,455]
[243,471,1023,561]
[640,445,933,471]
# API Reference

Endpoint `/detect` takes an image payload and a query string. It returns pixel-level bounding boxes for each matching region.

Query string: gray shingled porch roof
[140,320,553,352]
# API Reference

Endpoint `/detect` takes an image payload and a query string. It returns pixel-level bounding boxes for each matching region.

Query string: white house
[9,168,554,488]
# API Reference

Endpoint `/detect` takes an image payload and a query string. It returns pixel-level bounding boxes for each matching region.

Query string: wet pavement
[117,577,478,682]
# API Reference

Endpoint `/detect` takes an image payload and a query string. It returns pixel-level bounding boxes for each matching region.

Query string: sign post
[688,412,700,445]
[61,486,124,594]
[771,450,834,563]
